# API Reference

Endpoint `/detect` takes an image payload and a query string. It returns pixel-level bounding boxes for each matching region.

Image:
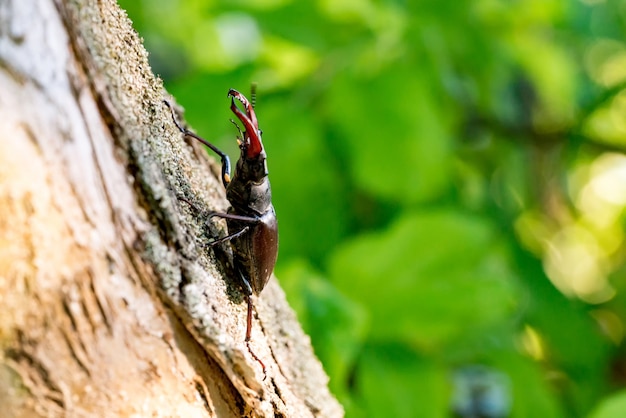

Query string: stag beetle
[164,88,278,373]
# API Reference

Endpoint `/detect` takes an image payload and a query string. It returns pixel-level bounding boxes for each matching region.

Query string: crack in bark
[5,336,66,410]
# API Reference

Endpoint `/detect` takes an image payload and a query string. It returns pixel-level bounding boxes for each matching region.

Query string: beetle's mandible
[164,87,278,374]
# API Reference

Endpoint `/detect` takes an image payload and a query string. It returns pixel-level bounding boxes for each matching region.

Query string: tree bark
[0,0,343,417]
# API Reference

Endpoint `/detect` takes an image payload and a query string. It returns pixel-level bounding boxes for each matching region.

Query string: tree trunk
[0,0,343,416]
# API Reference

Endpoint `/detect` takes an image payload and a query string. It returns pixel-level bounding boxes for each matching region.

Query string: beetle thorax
[227,177,272,215]
[227,153,272,215]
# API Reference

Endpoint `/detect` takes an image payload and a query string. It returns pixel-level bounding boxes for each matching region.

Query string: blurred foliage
[119,0,626,416]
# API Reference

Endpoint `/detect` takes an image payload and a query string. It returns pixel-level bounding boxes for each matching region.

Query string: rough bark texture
[0,0,343,417]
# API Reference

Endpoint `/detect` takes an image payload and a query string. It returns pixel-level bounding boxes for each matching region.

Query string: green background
[119,0,626,416]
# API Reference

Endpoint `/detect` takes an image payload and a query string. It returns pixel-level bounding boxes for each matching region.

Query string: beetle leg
[205,216,267,374]
[206,225,250,247]
[246,301,267,375]
[208,212,260,223]
[205,212,259,247]
[176,206,259,247]
[177,196,200,212]
[236,269,267,375]
[164,100,232,187]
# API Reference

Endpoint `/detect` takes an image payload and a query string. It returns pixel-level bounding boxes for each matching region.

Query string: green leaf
[329,209,518,348]
[588,391,626,418]
[355,343,448,418]
[490,350,565,418]
[326,62,453,204]
[277,260,368,401]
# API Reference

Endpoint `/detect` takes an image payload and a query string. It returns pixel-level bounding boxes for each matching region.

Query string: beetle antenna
[250,82,257,109]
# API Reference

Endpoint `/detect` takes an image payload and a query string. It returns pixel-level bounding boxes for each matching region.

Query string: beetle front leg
[164,100,233,187]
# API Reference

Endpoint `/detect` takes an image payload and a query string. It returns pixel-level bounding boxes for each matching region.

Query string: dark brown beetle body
[223,89,278,297]
[165,88,278,373]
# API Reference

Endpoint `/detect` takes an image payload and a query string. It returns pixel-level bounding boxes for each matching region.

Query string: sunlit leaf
[329,210,518,348]
[588,390,626,418]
